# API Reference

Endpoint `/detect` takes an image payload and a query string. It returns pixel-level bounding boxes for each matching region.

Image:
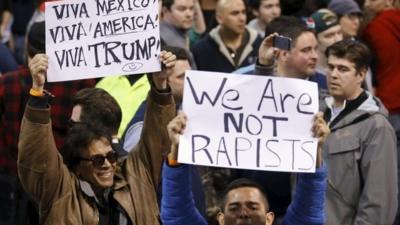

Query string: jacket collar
[324,91,387,130]
[113,169,129,190]
[209,26,258,66]
[78,179,112,209]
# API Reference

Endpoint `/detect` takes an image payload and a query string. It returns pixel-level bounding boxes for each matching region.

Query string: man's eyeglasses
[79,151,118,167]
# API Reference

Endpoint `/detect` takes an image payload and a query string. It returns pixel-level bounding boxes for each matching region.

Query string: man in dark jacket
[191,0,262,73]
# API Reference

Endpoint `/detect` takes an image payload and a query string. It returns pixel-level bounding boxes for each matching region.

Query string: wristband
[167,158,179,166]
[29,88,44,97]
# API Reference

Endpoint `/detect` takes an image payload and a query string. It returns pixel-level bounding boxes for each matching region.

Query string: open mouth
[97,171,113,178]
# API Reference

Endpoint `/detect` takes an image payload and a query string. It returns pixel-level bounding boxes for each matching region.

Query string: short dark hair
[247,0,262,10]
[221,178,270,211]
[72,88,122,135]
[325,39,371,72]
[162,0,175,9]
[27,21,46,58]
[162,45,190,60]
[162,45,192,65]
[62,123,112,169]
[265,16,315,46]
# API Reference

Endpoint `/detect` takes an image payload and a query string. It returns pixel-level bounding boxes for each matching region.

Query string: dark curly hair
[61,123,112,170]
[72,88,122,136]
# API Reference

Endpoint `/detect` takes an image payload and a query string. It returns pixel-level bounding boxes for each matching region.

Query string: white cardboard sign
[178,71,319,173]
[45,0,161,82]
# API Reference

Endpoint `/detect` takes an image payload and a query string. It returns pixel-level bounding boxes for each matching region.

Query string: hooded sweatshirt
[323,91,398,225]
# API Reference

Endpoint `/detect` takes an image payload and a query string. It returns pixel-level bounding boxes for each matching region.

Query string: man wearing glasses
[17,51,176,225]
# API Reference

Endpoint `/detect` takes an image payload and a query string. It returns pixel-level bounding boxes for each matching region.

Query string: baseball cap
[328,0,362,16]
[310,9,339,34]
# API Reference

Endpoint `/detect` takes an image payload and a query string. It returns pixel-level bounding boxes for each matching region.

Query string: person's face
[218,187,274,225]
[256,0,281,25]
[364,0,392,13]
[284,32,318,79]
[163,0,195,30]
[339,14,361,38]
[317,25,343,53]
[75,138,117,194]
[168,59,190,102]
[217,0,247,35]
[327,55,365,101]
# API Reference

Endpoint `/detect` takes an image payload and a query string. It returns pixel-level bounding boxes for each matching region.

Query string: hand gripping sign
[45,0,161,82]
[178,71,319,173]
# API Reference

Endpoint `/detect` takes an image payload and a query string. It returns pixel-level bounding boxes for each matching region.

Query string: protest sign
[45,0,161,82]
[178,71,319,173]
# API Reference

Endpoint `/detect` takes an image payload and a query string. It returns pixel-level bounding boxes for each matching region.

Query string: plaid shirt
[0,66,96,174]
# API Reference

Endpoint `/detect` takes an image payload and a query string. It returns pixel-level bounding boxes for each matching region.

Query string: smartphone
[273,35,292,51]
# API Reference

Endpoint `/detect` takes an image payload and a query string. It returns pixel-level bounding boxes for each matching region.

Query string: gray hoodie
[323,92,398,225]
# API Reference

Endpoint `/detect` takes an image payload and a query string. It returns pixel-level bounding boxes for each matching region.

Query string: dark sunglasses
[79,151,118,167]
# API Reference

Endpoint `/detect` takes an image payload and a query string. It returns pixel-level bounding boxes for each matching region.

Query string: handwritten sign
[178,71,319,173]
[45,0,161,82]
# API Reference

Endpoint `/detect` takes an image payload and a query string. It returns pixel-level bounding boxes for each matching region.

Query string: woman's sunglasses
[79,151,118,167]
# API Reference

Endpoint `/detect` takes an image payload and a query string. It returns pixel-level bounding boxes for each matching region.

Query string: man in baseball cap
[310,8,343,75]
[328,0,363,38]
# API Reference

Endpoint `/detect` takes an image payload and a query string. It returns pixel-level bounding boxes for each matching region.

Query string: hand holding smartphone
[273,35,292,51]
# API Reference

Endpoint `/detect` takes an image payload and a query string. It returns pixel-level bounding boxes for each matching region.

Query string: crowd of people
[0,0,399,224]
